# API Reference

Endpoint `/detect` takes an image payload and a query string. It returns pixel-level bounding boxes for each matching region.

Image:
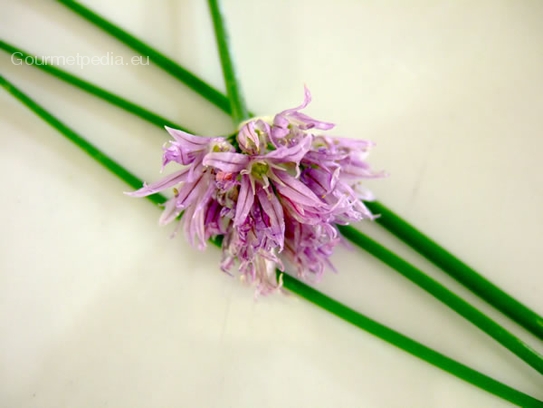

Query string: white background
[1,1,542,407]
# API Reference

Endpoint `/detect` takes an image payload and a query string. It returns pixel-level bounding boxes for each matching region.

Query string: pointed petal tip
[124,189,147,198]
[303,84,312,103]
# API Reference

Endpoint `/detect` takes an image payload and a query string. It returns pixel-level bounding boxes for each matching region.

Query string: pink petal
[277,85,312,117]
[273,170,325,207]
[203,152,249,173]
[158,197,182,225]
[257,188,285,248]
[234,176,255,227]
[164,126,210,148]
[263,135,311,164]
[125,168,189,197]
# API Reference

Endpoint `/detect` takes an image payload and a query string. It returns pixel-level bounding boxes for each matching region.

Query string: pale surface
[1,1,542,407]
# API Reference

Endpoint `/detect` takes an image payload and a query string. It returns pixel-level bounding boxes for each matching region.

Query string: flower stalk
[55,0,233,115]
[207,0,249,125]
[0,41,190,133]
[338,225,543,375]
[364,200,543,340]
[0,41,189,133]
[1,73,541,406]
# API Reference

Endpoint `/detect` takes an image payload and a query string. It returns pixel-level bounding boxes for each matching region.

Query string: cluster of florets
[129,88,382,294]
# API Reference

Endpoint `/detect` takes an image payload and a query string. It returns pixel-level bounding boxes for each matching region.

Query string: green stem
[365,201,543,340]
[207,0,249,125]
[281,272,543,408]
[55,0,232,115]
[1,74,541,407]
[338,225,543,375]
[8,37,542,373]
[0,74,166,207]
[57,0,543,340]
[0,40,190,134]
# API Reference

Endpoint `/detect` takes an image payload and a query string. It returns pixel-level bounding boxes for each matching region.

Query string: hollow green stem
[338,225,543,375]
[57,0,543,340]
[56,0,232,115]
[1,74,541,407]
[207,0,249,126]
[0,40,190,133]
[281,272,543,408]
[0,73,166,207]
[365,201,543,340]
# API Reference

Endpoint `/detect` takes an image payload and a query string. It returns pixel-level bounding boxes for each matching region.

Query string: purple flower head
[127,88,384,295]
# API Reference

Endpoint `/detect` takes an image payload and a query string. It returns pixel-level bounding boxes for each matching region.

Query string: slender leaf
[207,0,249,125]
[56,0,233,115]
